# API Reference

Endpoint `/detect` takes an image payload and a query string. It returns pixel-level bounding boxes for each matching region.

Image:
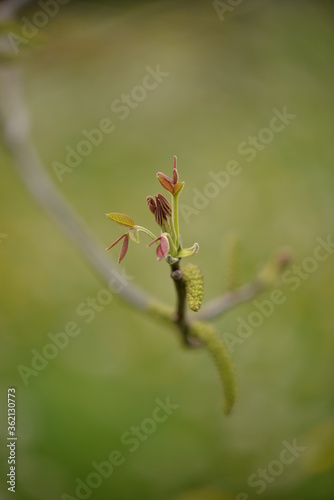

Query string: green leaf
[182,263,204,312]
[173,181,184,195]
[189,321,237,415]
[106,213,135,227]
[177,242,199,258]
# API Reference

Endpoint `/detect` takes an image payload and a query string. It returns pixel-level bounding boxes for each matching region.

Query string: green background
[1,0,333,499]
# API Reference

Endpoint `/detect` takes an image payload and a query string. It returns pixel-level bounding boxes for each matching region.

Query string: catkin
[182,263,204,312]
[189,321,237,415]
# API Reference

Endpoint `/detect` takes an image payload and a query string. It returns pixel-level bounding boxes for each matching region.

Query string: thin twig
[0,0,32,19]
[0,0,153,311]
[0,65,151,310]
[170,262,188,342]
[170,262,202,347]
[196,279,266,321]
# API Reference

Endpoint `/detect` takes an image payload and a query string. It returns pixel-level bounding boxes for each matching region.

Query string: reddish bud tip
[146,195,156,215]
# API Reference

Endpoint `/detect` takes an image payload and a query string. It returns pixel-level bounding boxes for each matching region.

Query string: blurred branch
[197,248,290,321]
[170,261,201,347]
[196,279,265,321]
[0,0,32,19]
[0,11,151,310]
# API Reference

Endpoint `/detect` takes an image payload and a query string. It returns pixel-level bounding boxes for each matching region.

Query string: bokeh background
[1,0,334,499]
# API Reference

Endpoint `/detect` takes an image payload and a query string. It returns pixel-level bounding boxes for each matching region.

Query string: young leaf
[159,234,169,256]
[118,234,129,263]
[177,243,199,258]
[156,194,172,217]
[106,213,135,227]
[173,181,184,195]
[106,233,127,250]
[157,172,174,194]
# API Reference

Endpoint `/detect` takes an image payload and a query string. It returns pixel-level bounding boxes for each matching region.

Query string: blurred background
[0,0,334,499]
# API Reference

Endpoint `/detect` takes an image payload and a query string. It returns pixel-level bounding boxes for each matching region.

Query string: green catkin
[189,321,237,415]
[182,263,204,312]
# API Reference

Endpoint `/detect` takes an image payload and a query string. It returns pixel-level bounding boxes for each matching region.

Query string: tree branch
[0,0,155,312]
[170,262,188,342]
[0,63,151,311]
[170,262,202,347]
[0,0,32,19]
[195,248,290,321]
[196,279,266,321]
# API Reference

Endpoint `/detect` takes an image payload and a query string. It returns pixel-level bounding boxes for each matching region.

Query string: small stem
[165,233,177,256]
[170,261,201,348]
[136,226,157,241]
[172,193,180,250]
[171,262,186,323]
[166,218,177,247]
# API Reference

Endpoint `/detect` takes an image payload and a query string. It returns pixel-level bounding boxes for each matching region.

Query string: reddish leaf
[156,244,164,260]
[157,172,174,194]
[148,234,169,260]
[147,235,161,248]
[156,193,172,217]
[154,194,171,226]
[106,233,126,250]
[160,234,169,255]
[118,234,129,263]
[155,205,164,226]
